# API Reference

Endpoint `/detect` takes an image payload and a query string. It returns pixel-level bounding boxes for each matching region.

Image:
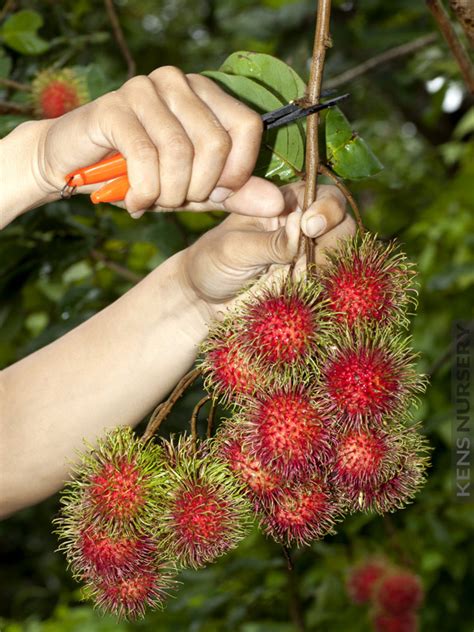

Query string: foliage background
[1,0,473,630]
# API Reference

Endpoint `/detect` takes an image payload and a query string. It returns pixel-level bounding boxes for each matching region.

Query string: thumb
[232,210,301,268]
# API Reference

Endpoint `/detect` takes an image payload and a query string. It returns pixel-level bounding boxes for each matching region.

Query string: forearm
[0,119,57,228]
[0,250,211,516]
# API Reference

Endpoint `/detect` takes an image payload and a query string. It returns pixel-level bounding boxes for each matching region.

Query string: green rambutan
[318,327,425,430]
[346,558,388,604]
[156,436,252,569]
[31,68,89,118]
[318,233,417,330]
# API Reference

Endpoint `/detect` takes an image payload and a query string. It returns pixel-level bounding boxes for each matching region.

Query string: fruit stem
[207,398,217,438]
[142,367,202,441]
[190,395,212,449]
[318,163,365,234]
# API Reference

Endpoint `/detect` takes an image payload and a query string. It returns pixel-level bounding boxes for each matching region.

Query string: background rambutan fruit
[372,609,419,632]
[346,558,388,604]
[240,386,331,480]
[319,328,425,430]
[31,68,89,118]
[259,477,342,546]
[318,233,417,330]
[88,562,176,620]
[157,436,252,569]
[374,569,424,614]
[57,427,164,534]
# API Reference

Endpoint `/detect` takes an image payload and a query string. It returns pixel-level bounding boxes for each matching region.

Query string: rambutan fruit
[237,385,331,481]
[372,610,419,632]
[200,331,260,405]
[157,436,252,569]
[319,327,425,430]
[259,476,342,546]
[228,276,328,372]
[318,233,417,330]
[32,68,89,118]
[346,558,388,604]
[374,569,424,614]
[57,427,165,534]
[88,561,176,620]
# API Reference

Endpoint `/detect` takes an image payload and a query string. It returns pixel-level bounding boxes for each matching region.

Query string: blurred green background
[1,0,473,630]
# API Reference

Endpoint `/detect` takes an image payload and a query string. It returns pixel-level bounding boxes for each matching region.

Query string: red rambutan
[346,558,388,604]
[318,233,417,329]
[32,68,89,118]
[319,328,425,429]
[157,436,251,569]
[259,477,342,546]
[240,386,331,480]
[374,569,424,614]
[372,610,419,632]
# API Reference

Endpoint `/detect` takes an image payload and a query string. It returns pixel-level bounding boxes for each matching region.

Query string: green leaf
[0,10,49,55]
[219,51,306,103]
[203,70,304,183]
[325,107,383,180]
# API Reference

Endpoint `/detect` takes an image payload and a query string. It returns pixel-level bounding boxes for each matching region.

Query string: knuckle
[207,129,232,157]
[132,138,157,162]
[150,65,186,85]
[268,230,287,263]
[123,75,154,94]
[243,108,264,136]
[166,134,194,161]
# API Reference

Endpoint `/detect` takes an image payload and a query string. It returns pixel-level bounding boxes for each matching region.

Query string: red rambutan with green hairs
[318,233,417,330]
[259,476,343,546]
[156,436,252,569]
[56,426,165,535]
[87,561,177,620]
[372,610,419,632]
[32,68,89,118]
[374,568,424,614]
[318,327,425,430]
[346,558,388,604]
[235,385,331,481]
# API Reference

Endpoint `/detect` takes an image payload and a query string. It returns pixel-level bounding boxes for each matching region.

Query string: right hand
[33,67,285,218]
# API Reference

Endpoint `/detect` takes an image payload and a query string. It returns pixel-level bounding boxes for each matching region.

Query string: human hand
[32,67,285,217]
[179,182,356,315]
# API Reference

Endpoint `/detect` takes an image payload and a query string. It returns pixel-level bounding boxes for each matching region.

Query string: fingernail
[209,187,233,203]
[306,214,327,237]
[130,210,145,219]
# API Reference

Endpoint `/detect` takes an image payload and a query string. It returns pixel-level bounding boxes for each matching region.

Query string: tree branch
[0,77,31,92]
[448,0,474,49]
[302,0,332,268]
[325,33,438,90]
[103,0,136,79]
[0,100,32,114]
[90,248,143,284]
[426,0,474,94]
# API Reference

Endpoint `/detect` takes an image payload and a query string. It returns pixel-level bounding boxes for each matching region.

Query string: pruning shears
[62,93,349,205]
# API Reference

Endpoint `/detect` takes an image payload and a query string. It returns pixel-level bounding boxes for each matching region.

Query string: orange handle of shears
[90,175,130,204]
[65,153,127,187]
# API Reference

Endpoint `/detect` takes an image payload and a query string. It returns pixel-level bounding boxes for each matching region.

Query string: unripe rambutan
[374,569,424,614]
[57,427,165,534]
[318,233,417,330]
[238,386,331,480]
[372,610,419,632]
[157,436,252,569]
[32,68,89,118]
[259,477,342,546]
[88,562,176,620]
[346,558,388,604]
[319,328,425,430]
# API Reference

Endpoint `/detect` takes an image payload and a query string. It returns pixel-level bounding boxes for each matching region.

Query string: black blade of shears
[262,93,349,130]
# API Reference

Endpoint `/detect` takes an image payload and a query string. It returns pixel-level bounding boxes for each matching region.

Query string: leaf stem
[191,395,212,447]
[318,163,365,234]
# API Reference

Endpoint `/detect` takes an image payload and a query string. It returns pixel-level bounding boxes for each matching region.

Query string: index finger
[186,74,264,192]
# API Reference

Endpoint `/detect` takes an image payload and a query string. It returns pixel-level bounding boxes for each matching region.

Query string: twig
[90,248,143,284]
[301,0,332,271]
[281,545,294,571]
[0,0,14,23]
[0,77,31,92]
[318,163,364,233]
[0,100,32,114]
[207,398,217,438]
[449,0,474,48]
[325,33,438,90]
[103,0,136,79]
[142,367,202,441]
[426,0,474,94]
[190,395,211,446]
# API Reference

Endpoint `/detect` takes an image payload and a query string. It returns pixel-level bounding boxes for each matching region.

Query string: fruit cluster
[203,233,429,545]
[55,232,430,619]
[31,68,89,119]
[347,557,424,631]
